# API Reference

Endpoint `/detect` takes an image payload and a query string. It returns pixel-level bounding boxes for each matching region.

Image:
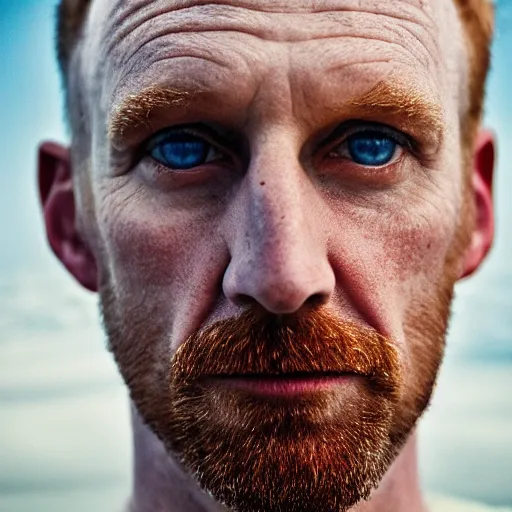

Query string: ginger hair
[56,0,494,137]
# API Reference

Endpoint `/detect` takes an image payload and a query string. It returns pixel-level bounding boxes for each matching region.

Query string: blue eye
[149,132,215,170]
[347,133,398,166]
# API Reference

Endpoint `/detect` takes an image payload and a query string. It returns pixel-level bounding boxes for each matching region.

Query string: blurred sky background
[0,1,511,511]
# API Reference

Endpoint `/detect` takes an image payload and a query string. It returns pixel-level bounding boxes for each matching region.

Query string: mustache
[172,308,400,394]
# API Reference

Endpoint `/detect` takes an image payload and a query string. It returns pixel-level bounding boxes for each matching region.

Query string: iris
[150,134,210,169]
[347,133,397,166]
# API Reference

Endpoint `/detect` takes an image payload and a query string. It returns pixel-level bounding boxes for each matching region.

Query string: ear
[459,129,495,279]
[38,141,98,292]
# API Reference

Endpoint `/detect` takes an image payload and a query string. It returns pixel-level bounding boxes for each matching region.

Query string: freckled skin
[62,0,486,511]
[82,0,467,340]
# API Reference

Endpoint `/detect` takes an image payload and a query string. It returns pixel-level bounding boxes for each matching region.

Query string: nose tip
[223,254,335,315]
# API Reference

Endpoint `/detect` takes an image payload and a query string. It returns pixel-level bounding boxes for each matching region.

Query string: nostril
[304,292,328,309]
[233,293,257,308]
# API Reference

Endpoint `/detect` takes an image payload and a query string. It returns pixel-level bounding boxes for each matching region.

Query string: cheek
[333,190,461,414]
[102,202,195,292]
[377,164,463,287]
[326,174,462,345]
[384,201,459,287]
[356,133,465,294]
[375,188,462,395]
[94,181,228,340]
[93,181,234,407]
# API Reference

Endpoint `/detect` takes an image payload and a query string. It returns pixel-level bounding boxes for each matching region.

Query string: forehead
[80,0,468,130]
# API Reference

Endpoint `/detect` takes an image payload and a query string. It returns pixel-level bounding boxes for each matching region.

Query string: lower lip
[210,375,352,397]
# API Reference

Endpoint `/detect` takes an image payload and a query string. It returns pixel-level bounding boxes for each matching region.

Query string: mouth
[205,372,355,397]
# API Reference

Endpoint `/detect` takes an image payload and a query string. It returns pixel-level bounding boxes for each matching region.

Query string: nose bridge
[250,146,307,257]
[223,133,335,314]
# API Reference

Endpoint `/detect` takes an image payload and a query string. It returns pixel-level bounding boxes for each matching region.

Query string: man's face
[46,0,493,510]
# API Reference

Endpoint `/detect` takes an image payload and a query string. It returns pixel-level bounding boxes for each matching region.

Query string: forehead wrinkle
[101,0,437,59]
[102,10,440,108]
[93,0,443,104]
[108,0,432,25]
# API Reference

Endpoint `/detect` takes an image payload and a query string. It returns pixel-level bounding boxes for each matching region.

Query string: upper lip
[206,371,352,380]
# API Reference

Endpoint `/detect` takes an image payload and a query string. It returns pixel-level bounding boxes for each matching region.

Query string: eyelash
[144,122,414,170]
[325,122,413,156]
[146,126,221,154]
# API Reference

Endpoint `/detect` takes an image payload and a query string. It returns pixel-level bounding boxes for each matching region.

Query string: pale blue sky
[0,2,511,511]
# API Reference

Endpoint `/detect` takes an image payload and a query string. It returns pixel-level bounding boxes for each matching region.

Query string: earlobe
[459,130,495,279]
[38,142,98,292]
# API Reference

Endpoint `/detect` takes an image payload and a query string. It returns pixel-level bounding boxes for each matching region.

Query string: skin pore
[39,0,495,511]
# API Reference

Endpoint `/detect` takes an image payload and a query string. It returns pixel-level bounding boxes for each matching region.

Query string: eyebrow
[109,78,444,147]
[109,85,192,141]
[347,78,444,146]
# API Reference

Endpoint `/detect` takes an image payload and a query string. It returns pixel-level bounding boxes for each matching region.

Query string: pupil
[160,136,207,169]
[348,135,396,166]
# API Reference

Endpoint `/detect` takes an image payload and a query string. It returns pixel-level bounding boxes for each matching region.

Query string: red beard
[152,309,404,512]
[103,260,457,511]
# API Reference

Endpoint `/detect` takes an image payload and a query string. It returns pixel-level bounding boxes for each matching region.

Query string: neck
[128,404,428,512]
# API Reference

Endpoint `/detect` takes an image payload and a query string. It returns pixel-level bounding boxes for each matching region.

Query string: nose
[223,142,335,315]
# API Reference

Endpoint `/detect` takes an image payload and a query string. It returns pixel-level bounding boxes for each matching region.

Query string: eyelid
[145,124,222,153]
[323,121,417,155]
